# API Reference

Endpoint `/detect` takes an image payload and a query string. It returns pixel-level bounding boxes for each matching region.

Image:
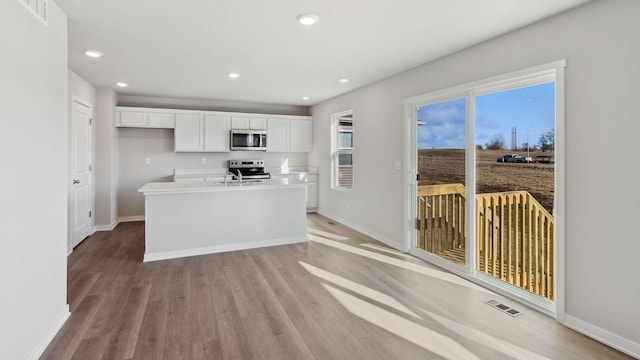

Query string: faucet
[236,169,243,182]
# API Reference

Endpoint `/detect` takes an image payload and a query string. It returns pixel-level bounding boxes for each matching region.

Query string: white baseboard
[119,215,145,223]
[27,306,70,360]
[316,209,405,251]
[562,315,639,359]
[144,236,308,263]
[94,220,119,232]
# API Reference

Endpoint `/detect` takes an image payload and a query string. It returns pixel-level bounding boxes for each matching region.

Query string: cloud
[417,99,465,149]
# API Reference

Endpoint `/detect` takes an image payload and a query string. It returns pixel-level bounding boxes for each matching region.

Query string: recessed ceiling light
[228,72,240,79]
[339,78,349,83]
[116,82,128,88]
[302,96,310,101]
[296,14,319,25]
[84,50,104,58]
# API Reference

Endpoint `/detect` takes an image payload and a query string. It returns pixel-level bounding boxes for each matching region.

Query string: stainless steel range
[228,160,271,180]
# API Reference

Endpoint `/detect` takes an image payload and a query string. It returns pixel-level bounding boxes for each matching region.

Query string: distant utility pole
[511,126,517,150]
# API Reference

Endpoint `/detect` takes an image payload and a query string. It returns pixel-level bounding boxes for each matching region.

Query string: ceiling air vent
[19,0,48,25]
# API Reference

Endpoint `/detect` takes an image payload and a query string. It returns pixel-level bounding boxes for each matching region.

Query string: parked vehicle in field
[496,154,531,163]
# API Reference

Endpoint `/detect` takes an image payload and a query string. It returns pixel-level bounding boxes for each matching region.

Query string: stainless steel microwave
[230,129,267,151]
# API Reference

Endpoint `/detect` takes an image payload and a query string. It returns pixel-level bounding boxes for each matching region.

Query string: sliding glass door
[406,61,564,307]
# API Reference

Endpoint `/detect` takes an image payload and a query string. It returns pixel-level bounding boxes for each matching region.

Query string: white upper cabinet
[118,110,147,127]
[267,118,289,152]
[174,114,203,151]
[148,112,174,128]
[175,114,231,152]
[267,117,312,152]
[203,115,231,152]
[117,106,312,152]
[249,117,267,130]
[116,107,175,128]
[231,116,249,129]
[290,118,312,152]
[231,116,267,130]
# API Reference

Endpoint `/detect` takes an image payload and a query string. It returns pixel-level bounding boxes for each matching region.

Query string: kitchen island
[138,178,308,262]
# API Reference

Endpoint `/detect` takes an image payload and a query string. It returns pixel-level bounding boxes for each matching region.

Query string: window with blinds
[331,110,354,191]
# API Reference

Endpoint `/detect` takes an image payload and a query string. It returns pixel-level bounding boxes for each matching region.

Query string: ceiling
[56,0,590,106]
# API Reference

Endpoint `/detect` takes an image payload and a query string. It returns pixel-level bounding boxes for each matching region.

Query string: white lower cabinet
[301,174,318,210]
[271,173,317,211]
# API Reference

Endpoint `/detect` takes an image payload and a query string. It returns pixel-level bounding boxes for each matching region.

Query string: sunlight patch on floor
[308,234,493,294]
[306,228,350,241]
[420,307,551,360]
[323,283,482,360]
[298,261,420,319]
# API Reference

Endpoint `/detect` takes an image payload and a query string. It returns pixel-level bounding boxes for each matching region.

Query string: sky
[417,82,555,149]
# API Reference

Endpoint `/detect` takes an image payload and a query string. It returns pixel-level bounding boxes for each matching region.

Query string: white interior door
[70,100,92,248]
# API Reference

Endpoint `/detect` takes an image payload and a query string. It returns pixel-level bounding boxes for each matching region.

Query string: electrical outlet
[145,157,151,165]
[394,160,401,170]
[201,157,207,165]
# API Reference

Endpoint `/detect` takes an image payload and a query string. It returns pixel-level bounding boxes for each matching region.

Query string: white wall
[310,0,639,356]
[95,89,119,228]
[68,71,96,106]
[68,70,96,247]
[0,1,70,359]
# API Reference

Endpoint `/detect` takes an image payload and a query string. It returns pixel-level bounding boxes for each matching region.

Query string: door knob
[73,179,80,184]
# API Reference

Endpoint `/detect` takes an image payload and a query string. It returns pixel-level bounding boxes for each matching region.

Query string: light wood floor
[41,213,632,359]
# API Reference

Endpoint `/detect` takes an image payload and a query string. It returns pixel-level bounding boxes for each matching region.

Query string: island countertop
[139,178,308,195]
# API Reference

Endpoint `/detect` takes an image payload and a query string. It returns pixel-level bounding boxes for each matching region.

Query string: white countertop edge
[139,179,308,195]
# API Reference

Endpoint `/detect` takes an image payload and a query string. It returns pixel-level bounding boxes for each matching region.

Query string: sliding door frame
[403,60,566,318]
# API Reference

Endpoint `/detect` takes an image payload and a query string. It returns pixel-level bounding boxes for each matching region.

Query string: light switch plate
[394,160,401,170]
[145,157,151,165]
[201,157,207,165]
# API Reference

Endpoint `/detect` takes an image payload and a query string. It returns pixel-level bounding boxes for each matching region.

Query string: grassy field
[418,149,555,213]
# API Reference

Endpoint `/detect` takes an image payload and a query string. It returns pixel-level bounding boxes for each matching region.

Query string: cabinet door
[249,117,267,130]
[149,112,175,128]
[301,174,318,209]
[175,114,203,152]
[290,118,312,152]
[267,118,289,152]
[204,115,231,152]
[119,111,147,127]
[231,116,249,129]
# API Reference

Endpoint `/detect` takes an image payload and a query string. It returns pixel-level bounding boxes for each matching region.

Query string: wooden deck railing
[417,184,466,265]
[417,184,555,300]
[476,191,555,300]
